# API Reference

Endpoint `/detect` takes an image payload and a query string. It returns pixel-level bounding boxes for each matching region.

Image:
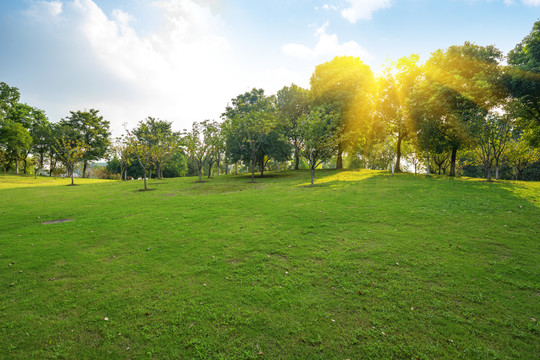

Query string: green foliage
[310,56,375,167]
[505,20,540,147]
[297,105,340,184]
[276,84,311,169]
[222,88,290,181]
[60,109,111,177]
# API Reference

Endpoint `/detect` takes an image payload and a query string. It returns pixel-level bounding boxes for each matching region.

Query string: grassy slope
[0,171,538,359]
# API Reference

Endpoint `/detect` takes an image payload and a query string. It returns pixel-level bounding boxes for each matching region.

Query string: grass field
[0,170,538,359]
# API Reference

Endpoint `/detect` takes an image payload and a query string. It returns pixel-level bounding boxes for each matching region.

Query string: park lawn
[0,170,538,359]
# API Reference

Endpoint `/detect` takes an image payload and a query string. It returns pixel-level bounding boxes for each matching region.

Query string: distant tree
[276,84,311,170]
[185,121,209,182]
[128,117,169,190]
[162,150,188,178]
[504,135,540,180]
[54,126,88,185]
[132,117,177,179]
[222,89,287,182]
[310,56,375,169]
[0,122,32,174]
[60,109,111,178]
[298,105,340,185]
[377,54,422,172]
[505,20,540,147]
[468,112,512,181]
[0,82,20,123]
[201,120,222,178]
[110,135,133,180]
[411,42,505,176]
[30,110,51,176]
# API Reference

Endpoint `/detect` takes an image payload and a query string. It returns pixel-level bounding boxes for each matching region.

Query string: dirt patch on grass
[137,188,156,192]
[42,219,73,224]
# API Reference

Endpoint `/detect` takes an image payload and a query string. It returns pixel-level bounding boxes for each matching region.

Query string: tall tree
[468,112,512,181]
[298,105,340,185]
[110,135,133,181]
[276,84,311,170]
[132,117,176,179]
[185,121,210,182]
[0,122,32,174]
[505,20,540,147]
[222,89,287,182]
[0,82,20,124]
[202,120,222,178]
[128,118,163,190]
[377,54,422,172]
[54,126,88,185]
[60,109,110,178]
[411,42,505,176]
[310,56,375,169]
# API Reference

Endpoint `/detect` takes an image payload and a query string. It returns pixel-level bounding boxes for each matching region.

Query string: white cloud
[522,0,540,6]
[341,0,391,23]
[282,22,373,63]
[24,1,63,20]
[16,0,242,135]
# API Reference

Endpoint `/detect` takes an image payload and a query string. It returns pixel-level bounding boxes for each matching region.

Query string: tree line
[1,21,539,185]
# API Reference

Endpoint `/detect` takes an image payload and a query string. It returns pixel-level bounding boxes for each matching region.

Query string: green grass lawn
[1,171,538,359]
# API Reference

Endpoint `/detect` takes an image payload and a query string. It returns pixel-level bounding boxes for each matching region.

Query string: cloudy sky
[0,0,538,135]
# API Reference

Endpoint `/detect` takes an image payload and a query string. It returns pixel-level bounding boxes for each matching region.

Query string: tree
[504,135,540,180]
[201,120,222,178]
[132,117,177,180]
[377,54,422,172]
[54,126,88,185]
[505,20,540,147]
[0,122,32,174]
[0,82,20,123]
[310,56,375,169]
[30,110,52,176]
[60,109,111,178]
[468,112,512,181]
[185,121,210,182]
[127,117,172,190]
[276,84,311,170]
[222,89,287,182]
[411,42,505,176]
[110,135,133,181]
[298,105,340,185]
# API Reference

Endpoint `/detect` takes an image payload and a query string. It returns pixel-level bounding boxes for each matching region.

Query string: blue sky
[0,0,538,135]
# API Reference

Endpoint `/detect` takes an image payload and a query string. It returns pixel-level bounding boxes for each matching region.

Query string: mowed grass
[0,171,538,359]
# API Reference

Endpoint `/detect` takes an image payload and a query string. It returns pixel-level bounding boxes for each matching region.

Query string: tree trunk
[294,150,300,170]
[259,157,264,177]
[311,166,315,185]
[395,136,402,172]
[124,169,127,181]
[426,149,430,176]
[486,163,492,182]
[143,169,148,190]
[16,160,19,175]
[71,171,74,185]
[438,166,441,175]
[198,166,202,182]
[449,146,458,176]
[234,162,238,175]
[83,160,88,178]
[208,163,212,178]
[495,159,500,180]
[23,158,28,175]
[336,147,343,169]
